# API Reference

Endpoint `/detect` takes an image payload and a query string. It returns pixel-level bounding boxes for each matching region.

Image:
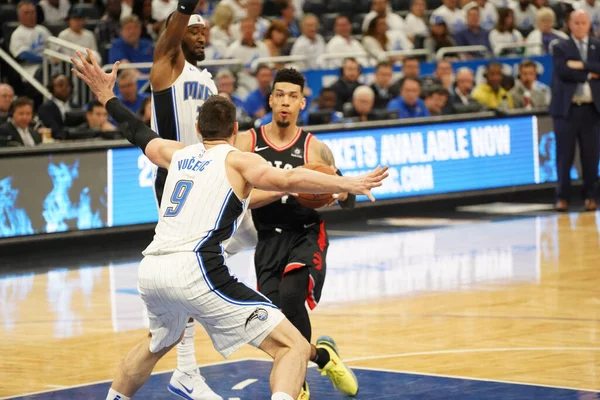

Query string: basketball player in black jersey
[235,69,359,399]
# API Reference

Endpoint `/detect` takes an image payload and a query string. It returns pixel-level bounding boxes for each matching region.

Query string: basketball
[296,163,335,209]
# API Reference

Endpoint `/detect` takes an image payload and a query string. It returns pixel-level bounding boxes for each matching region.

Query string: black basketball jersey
[250,125,321,231]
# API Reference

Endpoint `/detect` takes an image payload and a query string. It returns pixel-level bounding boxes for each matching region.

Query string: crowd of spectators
[0,0,572,146]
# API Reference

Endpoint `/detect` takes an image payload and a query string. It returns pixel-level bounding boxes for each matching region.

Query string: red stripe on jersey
[306,274,317,310]
[261,125,303,151]
[249,128,257,152]
[304,133,313,164]
[317,221,327,252]
[282,262,306,277]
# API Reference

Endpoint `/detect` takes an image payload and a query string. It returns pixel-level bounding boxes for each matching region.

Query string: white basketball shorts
[137,252,284,357]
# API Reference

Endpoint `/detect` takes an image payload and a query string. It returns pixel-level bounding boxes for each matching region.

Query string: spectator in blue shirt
[453,7,492,56]
[116,70,148,113]
[387,77,430,118]
[108,15,154,74]
[244,64,273,119]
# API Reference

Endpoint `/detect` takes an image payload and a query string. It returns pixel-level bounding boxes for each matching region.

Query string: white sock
[271,392,294,400]
[177,321,198,372]
[106,388,130,400]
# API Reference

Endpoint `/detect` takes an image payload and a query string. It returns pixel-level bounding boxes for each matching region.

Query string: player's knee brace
[279,268,309,316]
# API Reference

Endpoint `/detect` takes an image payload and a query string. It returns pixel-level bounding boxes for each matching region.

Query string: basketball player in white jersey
[149,5,252,399]
[70,50,388,400]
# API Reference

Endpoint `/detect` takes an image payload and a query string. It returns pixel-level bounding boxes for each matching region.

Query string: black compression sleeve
[105,97,159,154]
[335,169,356,209]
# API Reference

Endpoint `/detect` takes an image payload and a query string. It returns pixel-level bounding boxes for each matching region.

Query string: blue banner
[109,147,157,227]
[304,55,552,99]
[317,116,537,201]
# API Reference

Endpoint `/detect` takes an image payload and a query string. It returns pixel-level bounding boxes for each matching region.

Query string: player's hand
[342,166,389,202]
[567,60,585,70]
[326,192,348,207]
[71,49,120,105]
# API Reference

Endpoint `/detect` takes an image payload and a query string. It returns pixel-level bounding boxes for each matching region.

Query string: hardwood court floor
[1,212,599,398]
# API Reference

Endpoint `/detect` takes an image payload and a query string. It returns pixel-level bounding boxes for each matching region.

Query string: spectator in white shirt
[151,0,177,23]
[325,15,368,68]
[38,0,69,24]
[210,3,235,45]
[510,0,538,31]
[404,0,429,40]
[431,0,466,34]
[222,0,247,22]
[489,7,524,56]
[464,0,498,30]
[290,14,326,70]
[362,0,406,32]
[525,7,567,55]
[225,17,270,71]
[362,15,413,63]
[9,1,53,77]
[203,20,227,63]
[231,0,271,41]
[575,0,600,36]
[58,8,99,59]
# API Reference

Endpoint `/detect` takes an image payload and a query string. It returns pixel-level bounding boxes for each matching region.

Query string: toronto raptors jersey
[250,125,320,231]
[151,60,218,145]
[144,144,248,255]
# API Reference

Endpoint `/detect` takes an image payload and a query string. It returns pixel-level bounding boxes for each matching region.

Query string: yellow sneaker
[316,336,359,396]
[298,382,310,400]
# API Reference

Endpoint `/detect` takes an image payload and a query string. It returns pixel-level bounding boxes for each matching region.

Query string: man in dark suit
[370,62,396,109]
[449,67,482,112]
[549,9,600,211]
[329,57,361,111]
[0,97,42,147]
[37,74,74,140]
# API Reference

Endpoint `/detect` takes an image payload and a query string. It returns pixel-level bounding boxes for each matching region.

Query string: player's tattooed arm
[309,139,355,208]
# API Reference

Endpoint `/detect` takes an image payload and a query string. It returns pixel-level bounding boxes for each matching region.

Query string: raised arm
[149,0,199,91]
[71,49,185,169]
[229,151,388,201]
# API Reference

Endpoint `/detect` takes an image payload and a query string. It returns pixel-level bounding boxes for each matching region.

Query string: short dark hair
[272,68,305,92]
[376,61,393,71]
[519,59,537,72]
[87,99,104,112]
[400,76,421,90]
[11,96,33,112]
[320,87,336,96]
[486,61,503,73]
[335,14,351,23]
[197,95,236,140]
[255,63,272,76]
[403,56,420,64]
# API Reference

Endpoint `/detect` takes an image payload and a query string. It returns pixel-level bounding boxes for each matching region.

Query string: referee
[549,9,600,211]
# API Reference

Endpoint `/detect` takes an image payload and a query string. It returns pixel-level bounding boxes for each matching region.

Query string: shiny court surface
[1,212,600,399]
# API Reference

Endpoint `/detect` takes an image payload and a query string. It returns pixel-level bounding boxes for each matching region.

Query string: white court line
[44,385,66,390]
[231,379,258,390]
[228,398,241,400]
[0,358,257,400]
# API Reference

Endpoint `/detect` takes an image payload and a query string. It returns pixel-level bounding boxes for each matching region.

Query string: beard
[182,41,206,63]
[276,120,290,128]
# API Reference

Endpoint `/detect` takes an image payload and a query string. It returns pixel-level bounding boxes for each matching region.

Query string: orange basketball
[296,163,335,209]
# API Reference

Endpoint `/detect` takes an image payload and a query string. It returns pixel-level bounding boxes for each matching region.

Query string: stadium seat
[352,13,366,34]
[2,21,19,48]
[357,0,371,14]
[331,0,357,16]
[391,0,411,12]
[0,4,17,23]
[303,0,327,17]
[45,22,67,36]
[84,19,100,32]
[73,3,101,20]
[320,13,338,36]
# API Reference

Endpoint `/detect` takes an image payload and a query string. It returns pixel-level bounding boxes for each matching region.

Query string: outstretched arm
[71,49,184,169]
[229,152,388,201]
[150,0,200,91]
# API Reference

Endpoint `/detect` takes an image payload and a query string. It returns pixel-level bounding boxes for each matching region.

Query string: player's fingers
[75,51,89,70]
[110,61,120,80]
[87,48,100,69]
[364,190,375,202]
[71,68,89,84]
